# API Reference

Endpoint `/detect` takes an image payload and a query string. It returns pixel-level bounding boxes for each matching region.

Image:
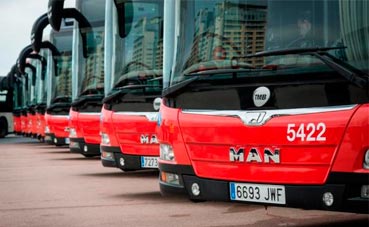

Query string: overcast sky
[0,0,75,76]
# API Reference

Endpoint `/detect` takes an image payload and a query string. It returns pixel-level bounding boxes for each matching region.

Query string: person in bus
[288,10,315,48]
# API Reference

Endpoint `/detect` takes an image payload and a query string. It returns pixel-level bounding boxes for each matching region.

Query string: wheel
[190,198,206,203]
[82,154,96,158]
[120,168,135,172]
[0,118,8,138]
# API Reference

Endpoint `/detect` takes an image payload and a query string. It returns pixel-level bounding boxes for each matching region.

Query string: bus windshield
[13,77,23,110]
[77,0,105,97]
[25,67,36,106]
[111,0,163,90]
[37,50,47,105]
[170,0,369,85]
[51,31,73,104]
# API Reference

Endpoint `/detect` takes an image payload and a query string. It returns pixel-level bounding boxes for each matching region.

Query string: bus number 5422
[287,123,326,142]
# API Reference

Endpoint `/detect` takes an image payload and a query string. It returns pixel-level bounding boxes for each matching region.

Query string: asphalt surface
[0,135,368,227]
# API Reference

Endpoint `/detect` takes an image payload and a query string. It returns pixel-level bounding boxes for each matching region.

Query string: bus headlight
[69,128,77,137]
[160,143,175,161]
[101,133,110,145]
[160,171,180,186]
[363,149,369,169]
[361,185,369,199]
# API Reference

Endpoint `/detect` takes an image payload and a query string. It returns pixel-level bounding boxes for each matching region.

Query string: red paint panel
[36,113,45,137]
[111,113,159,156]
[158,103,363,184]
[79,113,101,144]
[13,116,21,133]
[69,109,81,138]
[101,108,119,146]
[332,104,369,173]
[46,114,69,138]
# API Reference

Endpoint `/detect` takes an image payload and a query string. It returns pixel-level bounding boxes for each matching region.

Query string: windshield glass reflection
[51,32,73,104]
[111,1,163,90]
[170,0,368,84]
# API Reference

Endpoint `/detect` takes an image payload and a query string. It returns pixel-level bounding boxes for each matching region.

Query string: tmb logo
[229,147,280,163]
[253,86,270,107]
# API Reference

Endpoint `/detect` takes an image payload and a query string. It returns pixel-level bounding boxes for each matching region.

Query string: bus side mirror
[114,0,133,38]
[31,13,49,53]
[48,0,65,31]
[153,97,162,111]
[18,45,33,75]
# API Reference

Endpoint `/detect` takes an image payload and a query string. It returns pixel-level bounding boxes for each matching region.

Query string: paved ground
[0,135,368,227]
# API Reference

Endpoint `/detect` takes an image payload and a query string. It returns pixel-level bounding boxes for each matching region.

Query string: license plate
[140,156,158,168]
[230,182,286,205]
[45,136,51,141]
[65,138,70,144]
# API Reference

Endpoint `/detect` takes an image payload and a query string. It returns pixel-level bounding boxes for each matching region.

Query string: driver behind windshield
[288,10,315,48]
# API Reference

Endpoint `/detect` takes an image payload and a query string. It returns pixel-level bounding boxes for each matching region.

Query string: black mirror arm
[40,41,61,57]
[17,45,33,74]
[24,63,37,87]
[30,13,49,52]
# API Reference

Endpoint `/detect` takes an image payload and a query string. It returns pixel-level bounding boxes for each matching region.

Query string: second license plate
[141,156,158,168]
[230,182,286,205]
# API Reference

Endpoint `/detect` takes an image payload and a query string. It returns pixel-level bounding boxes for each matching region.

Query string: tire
[82,154,96,158]
[190,198,206,203]
[0,118,8,138]
[120,168,135,172]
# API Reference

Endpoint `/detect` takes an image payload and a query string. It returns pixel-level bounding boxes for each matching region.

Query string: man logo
[140,134,158,144]
[230,147,280,163]
[230,147,245,161]
[253,87,270,107]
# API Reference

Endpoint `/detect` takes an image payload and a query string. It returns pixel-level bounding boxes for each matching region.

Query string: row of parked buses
[2,0,368,214]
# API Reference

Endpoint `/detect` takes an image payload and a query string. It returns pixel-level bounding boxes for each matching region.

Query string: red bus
[47,0,106,157]
[0,73,14,138]
[18,45,48,140]
[47,0,105,153]
[9,65,22,135]
[18,60,36,138]
[158,0,369,213]
[41,26,73,146]
[100,0,163,171]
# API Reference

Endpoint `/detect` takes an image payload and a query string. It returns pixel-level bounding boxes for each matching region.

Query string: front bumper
[45,133,69,146]
[44,133,55,145]
[100,146,158,171]
[69,138,100,156]
[159,163,369,214]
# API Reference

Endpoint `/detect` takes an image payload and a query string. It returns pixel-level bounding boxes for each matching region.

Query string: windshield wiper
[234,46,368,88]
[163,67,260,97]
[79,88,103,96]
[162,64,274,96]
[164,47,368,97]
[238,46,344,57]
[162,77,198,97]
[103,84,161,104]
[71,94,103,107]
